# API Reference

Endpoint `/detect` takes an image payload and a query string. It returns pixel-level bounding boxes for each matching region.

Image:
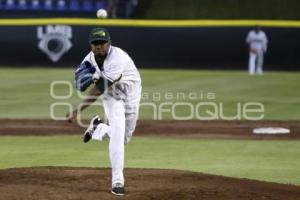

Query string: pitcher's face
[90,40,111,57]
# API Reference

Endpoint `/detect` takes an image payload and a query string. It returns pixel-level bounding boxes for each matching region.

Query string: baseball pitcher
[66,27,141,196]
[246,25,268,75]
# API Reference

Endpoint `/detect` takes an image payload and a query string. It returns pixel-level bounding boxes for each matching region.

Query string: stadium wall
[0,19,299,70]
[134,0,300,20]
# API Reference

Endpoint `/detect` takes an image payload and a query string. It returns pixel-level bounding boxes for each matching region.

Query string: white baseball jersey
[82,45,141,84]
[246,30,268,53]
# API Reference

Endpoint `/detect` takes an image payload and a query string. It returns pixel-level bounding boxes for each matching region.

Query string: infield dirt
[1,167,300,200]
[1,119,300,139]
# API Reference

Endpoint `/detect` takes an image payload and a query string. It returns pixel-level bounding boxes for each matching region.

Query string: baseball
[96,9,108,19]
[92,72,100,81]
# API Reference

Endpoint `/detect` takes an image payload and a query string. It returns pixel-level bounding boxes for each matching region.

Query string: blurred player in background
[66,27,142,196]
[108,0,138,18]
[246,25,268,75]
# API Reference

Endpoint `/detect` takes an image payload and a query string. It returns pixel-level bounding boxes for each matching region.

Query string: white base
[253,127,290,135]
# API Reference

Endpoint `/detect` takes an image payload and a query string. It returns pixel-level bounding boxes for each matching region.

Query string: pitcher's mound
[0,167,299,200]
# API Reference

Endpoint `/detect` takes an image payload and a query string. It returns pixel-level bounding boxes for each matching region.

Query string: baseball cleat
[111,183,125,196]
[82,115,102,143]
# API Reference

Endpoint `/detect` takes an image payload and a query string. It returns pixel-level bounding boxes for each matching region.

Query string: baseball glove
[75,61,96,92]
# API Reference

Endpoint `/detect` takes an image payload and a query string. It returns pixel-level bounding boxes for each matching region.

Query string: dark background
[0,25,299,70]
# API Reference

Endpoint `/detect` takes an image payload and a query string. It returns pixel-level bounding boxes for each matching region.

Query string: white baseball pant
[91,80,141,186]
[248,51,264,75]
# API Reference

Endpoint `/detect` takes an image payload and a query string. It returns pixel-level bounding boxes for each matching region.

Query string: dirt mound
[0,167,299,200]
[1,119,300,139]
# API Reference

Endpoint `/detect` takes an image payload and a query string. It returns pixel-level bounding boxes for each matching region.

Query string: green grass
[0,68,299,120]
[0,136,300,185]
[1,68,299,187]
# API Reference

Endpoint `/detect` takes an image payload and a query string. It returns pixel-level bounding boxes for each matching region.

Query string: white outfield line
[0,18,300,28]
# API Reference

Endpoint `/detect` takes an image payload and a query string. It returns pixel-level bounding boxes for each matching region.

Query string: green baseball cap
[89,27,111,43]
